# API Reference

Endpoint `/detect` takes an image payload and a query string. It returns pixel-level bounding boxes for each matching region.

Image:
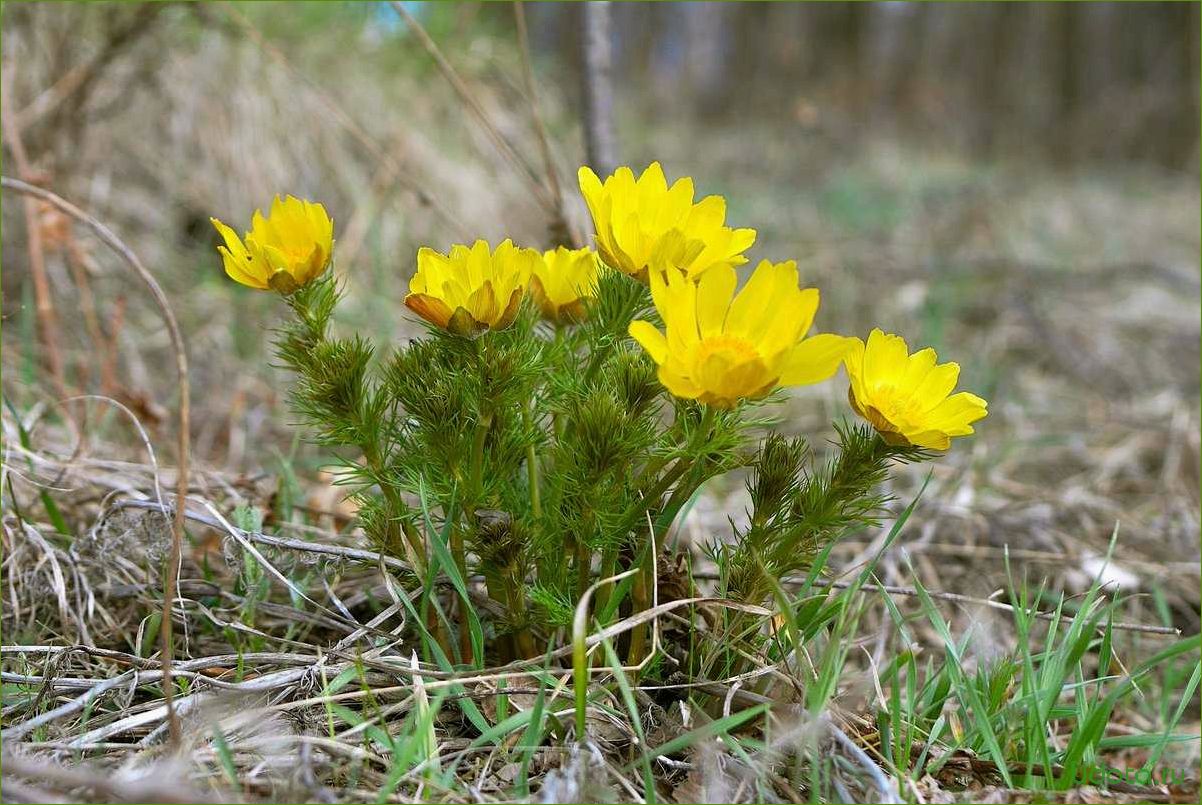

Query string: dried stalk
[0,75,68,400]
[0,176,191,747]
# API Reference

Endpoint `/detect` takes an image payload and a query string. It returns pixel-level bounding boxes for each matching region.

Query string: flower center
[692,335,776,406]
[695,335,760,366]
[872,385,924,423]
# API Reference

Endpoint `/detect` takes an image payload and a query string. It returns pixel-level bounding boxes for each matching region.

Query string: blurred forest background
[548,1,1201,166]
[2,0,1199,658]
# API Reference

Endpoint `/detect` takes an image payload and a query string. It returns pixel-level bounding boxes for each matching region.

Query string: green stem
[483,572,514,662]
[653,406,721,545]
[506,571,536,659]
[575,540,591,601]
[618,457,690,534]
[455,408,493,667]
[617,405,718,536]
[464,408,494,575]
[469,413,493,497]
[625,546,652,668]
[696,405,718,450]
[594,546,619,615]
[626,406,720,666]
[362,442,426,568]
[523,404,541,519]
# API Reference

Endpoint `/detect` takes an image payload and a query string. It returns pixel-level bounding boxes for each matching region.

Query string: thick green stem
[594,546,619,615]
[626,548,652,668]
[483,572,514,663]
[455,409,494,667]
[575,540,591,601]
[450,528,472,665]
[523,404,541,519]
[469,413,493,497]
[627,406,721,666]
[506,571,536,659]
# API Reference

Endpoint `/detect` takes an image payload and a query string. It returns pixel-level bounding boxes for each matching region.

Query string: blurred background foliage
[1,1,1198,631]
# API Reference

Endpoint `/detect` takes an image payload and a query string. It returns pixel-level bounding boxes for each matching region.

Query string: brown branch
[817,577,1181,636]
[1,72,68,401]
[514,2,562,207]
[0,749,225,804]
[0,176,191,747]
[14,4,163,136]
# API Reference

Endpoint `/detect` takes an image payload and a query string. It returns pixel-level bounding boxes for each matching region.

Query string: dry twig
[389,0,556,216]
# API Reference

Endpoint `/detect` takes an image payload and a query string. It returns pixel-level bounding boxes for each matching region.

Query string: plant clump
[211,163,988,671]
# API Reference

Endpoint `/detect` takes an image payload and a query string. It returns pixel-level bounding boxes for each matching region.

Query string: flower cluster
[212,162,987,668]
[214,163,983,449]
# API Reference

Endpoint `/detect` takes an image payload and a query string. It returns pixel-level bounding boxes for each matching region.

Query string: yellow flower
[529,246,600,322]
[404,239,539,336]
[628,259,851,408]
[211,195,333,293]
[578,162,756,280]
[843,329,988,450]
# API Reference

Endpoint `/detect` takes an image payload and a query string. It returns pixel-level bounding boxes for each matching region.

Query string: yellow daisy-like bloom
[211,195,333,293]
[844,329,988,450]
[404,239,539,336]
[529,246,600,322]
[578,162,756,281]
[628,259,851,408]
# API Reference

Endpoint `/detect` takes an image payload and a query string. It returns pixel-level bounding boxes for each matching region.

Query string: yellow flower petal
[404,293,454,329]
[843,330,987,449]
[779,334,853,385]
[726,259,782,335]
[629,320,668,364]
[630,256,845,407]
[577,162,755,279]
[658,364,702,401]
[213,197,333,293]
[530,246,598,322]
[212,217,271,289]
[912,362,961,410]
[863,328,909,389]
[695,264,736,337]
[405,240,538,335]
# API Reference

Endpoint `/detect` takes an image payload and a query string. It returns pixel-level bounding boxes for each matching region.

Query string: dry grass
[2,3,1199,803]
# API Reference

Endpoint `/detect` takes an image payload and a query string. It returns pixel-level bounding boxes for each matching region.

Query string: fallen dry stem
[1,748,226,803]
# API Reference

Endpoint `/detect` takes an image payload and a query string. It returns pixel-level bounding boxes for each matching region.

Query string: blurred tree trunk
[975,3,1021,155]
[542,0,1196,169]
[580,1,616,175]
